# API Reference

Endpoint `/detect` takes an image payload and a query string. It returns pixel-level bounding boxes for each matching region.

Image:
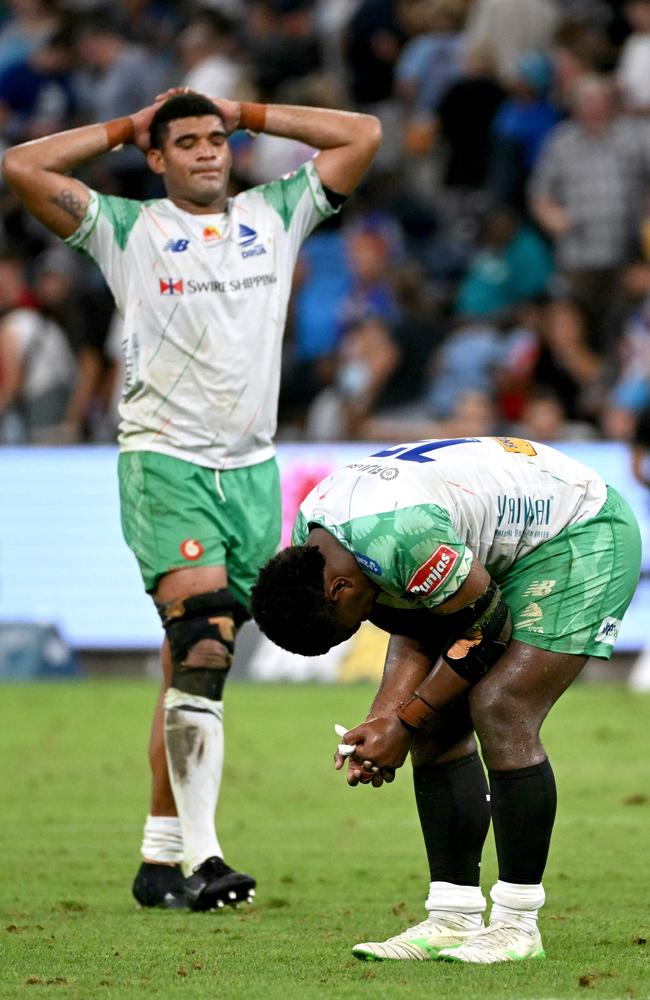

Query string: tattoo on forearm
[48,188,87,222]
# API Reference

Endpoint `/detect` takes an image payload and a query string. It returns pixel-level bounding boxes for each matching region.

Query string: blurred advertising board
[0,442,648,652]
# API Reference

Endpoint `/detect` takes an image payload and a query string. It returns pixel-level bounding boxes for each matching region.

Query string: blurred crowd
[4,0,650,444]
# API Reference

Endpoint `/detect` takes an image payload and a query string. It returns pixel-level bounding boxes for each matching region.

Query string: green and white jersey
[65,159,338,468]
[292,437,608,610]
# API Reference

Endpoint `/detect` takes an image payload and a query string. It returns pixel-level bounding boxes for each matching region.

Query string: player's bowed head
[250,533,379,655]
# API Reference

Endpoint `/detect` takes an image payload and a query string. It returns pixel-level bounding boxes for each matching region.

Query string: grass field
[1,679,649,1000]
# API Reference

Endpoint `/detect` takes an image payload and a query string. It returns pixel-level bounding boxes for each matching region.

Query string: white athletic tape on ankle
[426,880,487,914]
[490,880,545,911]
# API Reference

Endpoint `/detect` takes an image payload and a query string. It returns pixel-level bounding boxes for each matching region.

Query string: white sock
[490,880,545,933]
[140,814,184,864]
[426,881,486,929]
[164,687,224,873]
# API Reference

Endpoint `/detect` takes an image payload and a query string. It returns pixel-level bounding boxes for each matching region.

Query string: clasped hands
[334,715,412,788]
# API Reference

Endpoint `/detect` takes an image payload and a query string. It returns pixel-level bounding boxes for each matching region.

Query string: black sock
[489,758,557,884]
[413,752,491,886]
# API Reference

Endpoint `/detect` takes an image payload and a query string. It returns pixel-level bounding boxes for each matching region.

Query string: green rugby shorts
[118,451,281,606]
[499,486,641,659]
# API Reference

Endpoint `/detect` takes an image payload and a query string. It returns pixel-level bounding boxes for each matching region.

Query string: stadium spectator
[246,0,323,99]
[75,13,167,197]
[31,243,108,442]
[0,29,76,144]
[464,0,560,84]
[0,0,60,75]
[487,51,562,211]
[529,74,644,354]
[432,47,505,204]
[454,207,553,319]
[178,11,249,102]
[395,0,464,128]
[512,386,597,440]
[279,212,352,426]
[617,0,650,113]
[251,438,641,964]
[603,290,650,436]
[0,252,77,443]
[338,226,400,332]
[426,317,503,418]
[304,315,401,439]
[344,0,405,168]
[2,89,381,911]
[0,0,648,456]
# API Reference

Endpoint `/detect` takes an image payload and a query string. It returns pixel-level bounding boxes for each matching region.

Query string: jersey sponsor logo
[496,494,553,528]
[347,462,399,480]
[238,223,258,247]
[406,544,458,595]
[180,538,204,560]
[202,225,222,244]
[163,238,190,252]
[596,616,621,645]
[354,552,383,576]
[238,223,267,258]
[156,274,278,295]
[160,277,184,295]
[493,436,537,456]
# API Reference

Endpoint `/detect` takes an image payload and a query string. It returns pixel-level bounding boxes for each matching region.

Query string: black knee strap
[158,589,249,701]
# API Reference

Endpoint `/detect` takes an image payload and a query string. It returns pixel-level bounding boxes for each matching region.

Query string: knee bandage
[158,589,248,701]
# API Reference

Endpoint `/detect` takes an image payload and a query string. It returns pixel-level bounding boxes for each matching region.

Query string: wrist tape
[105,117,135,148]
[239,102,267,134]
[396,692,437,731]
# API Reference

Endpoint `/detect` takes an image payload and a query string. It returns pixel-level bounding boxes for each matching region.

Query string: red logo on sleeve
[406,545,459,595]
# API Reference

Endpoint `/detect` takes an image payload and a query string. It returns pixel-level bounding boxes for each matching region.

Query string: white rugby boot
[438,920,545,963]
[352,913,485,962]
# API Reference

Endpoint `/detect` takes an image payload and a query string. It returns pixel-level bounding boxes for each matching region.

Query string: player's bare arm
[1,100,163,238]
[339,560,512,784]
[204,96,382,196]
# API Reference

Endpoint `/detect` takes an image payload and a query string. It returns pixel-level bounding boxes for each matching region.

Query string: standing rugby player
[2,91,381,910]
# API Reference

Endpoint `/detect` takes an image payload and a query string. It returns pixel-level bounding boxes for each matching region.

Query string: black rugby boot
[184,857,256,911]
[132,861,187,909]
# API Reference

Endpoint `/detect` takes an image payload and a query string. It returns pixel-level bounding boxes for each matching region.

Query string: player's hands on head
[154,88,242,136]
[206,97,241,135]
[130,98,168,152]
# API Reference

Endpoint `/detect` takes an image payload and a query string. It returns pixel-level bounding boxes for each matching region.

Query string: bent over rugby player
[251,436,640,962]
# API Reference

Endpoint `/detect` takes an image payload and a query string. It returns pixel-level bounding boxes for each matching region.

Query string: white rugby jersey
[292,437,608,609]
[65,159,337,467]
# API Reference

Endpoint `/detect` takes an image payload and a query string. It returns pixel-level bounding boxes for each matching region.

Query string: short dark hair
[149,93,225,150]
[251,546,353,655]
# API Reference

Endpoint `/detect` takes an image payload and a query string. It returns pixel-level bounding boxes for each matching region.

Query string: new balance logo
[159,278,184,295]
[238,224,258,247]
[163,239,190,252]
